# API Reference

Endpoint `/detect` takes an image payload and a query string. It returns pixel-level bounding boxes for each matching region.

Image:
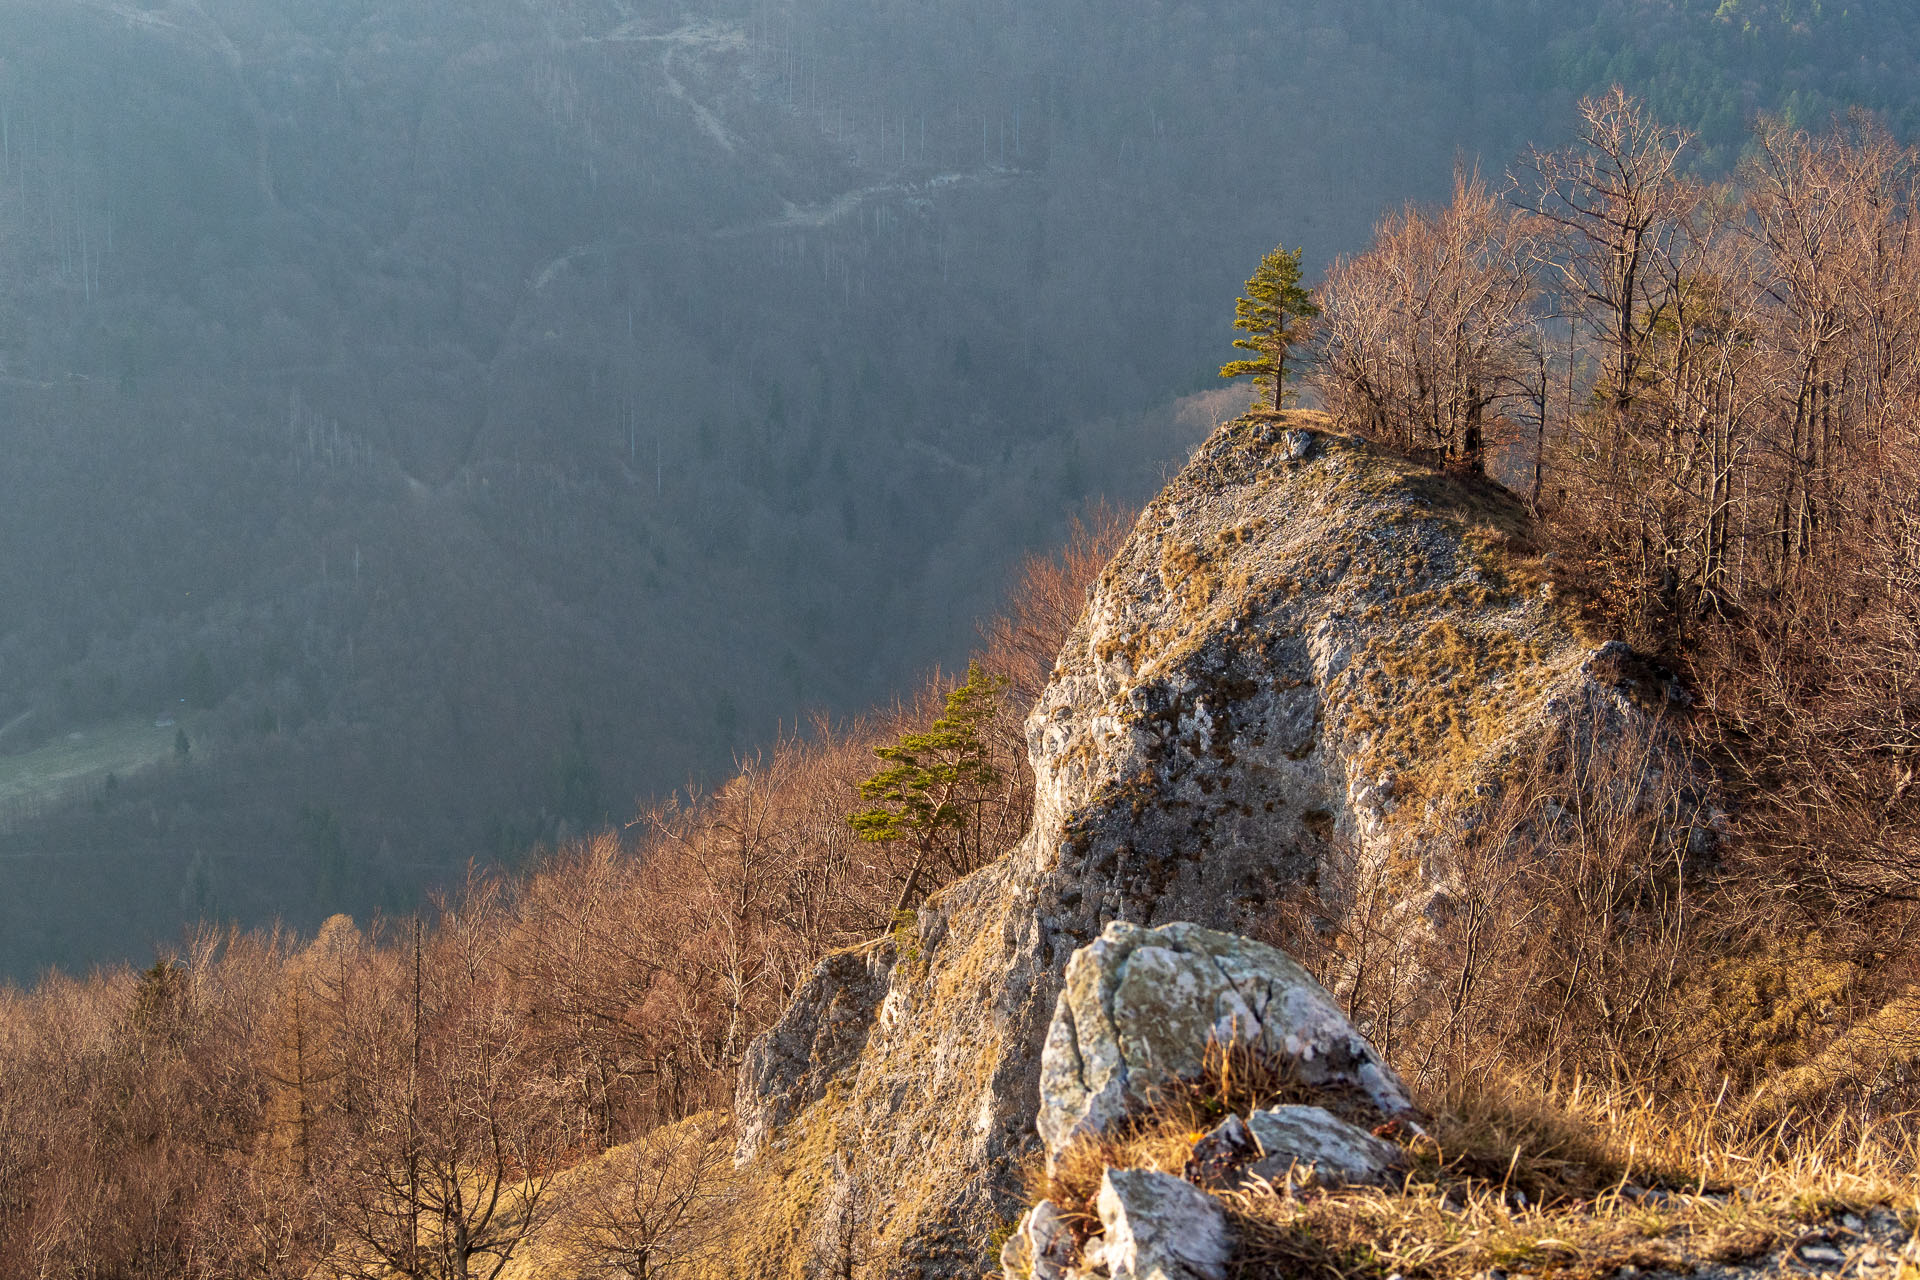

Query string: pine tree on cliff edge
[848,661,1006,915]
[1220,244,1319,411]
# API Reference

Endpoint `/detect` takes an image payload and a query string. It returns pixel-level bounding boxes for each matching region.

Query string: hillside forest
[3,0,1920,979]
[2,91,1918,1278]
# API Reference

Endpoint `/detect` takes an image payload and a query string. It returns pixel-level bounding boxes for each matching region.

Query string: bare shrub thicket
[1312,92,1920,1119]
[1420,715,1708,1092]
[0,931,297,1280]
[313,906,568,1280]
[0,504,1129,1278]
[1316,169,1538,472]
[547,1114,733,1279]
[1273,713,1709,1097]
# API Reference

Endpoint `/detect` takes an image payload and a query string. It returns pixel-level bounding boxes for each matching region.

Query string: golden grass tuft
[1161,538,1220,614]
[1224,1073,1920,1280]
[1025,1039,1335,1242]
[1221,1109,1920,1280]
[1029,1120,1202,1244]
[1416,1074,1697,1203]
[1342,613,1559,814]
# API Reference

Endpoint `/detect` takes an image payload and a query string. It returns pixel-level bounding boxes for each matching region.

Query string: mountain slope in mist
[0,0,1911,977]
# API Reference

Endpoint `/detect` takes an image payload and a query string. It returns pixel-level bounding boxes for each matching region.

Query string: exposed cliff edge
[711,412,1689,1278]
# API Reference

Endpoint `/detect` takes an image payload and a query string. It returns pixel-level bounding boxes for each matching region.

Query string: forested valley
[6,87,1920,1270]
[0,0,1914,975]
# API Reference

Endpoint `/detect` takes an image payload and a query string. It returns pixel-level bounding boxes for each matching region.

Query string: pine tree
[1220,244,1320,410]
[849,662,1006,913]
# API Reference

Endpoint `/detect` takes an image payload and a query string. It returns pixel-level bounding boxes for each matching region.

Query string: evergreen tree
[1220,245,1320,410]
[849,662,1006,913]
[130,959,188,1038]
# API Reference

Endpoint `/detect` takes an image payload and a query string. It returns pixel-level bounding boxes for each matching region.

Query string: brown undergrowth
[1223,1089,1919,1280]
[1019,1044,1919,1280]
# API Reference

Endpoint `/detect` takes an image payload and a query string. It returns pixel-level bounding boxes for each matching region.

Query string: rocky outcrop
[1036,921,1414,1166]
[713,412,1691,1277]
[734,938,898,1163]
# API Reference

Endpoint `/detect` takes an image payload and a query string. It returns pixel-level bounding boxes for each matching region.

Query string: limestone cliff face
[717,413,1676,1278]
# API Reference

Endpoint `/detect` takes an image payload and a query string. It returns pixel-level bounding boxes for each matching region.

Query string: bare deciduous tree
[1515,88,1696,447]
[549,1115,732,1279]
[1315,169,1537,471]
[316,914,564,1280]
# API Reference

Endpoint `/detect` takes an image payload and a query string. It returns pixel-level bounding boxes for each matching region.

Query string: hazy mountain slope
[0,0,1910,978]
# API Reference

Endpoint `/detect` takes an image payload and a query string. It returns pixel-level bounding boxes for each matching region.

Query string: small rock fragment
[1245,1104,1407,1187]
[1096,1167,1232,1280]
[1183,1114,1258,1188]
[1001,1199,1075,1280]
[1797,1242,1846,1268]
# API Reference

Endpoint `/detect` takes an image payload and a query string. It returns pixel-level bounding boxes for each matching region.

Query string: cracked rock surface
[1037,920,1414,1164]
[718,414,1693,1277]
[1244,1104,1407,1187]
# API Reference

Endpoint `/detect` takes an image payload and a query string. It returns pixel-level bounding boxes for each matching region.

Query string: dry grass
[1417,1076,1701,1203]
[1034,1120,1202,1243]
[1161,539,1220,613]
[1026,1040,1336,1242]
[1225,1103,1919,1280]
[1017,1057,1920,1280]
[1344,617,1558,812]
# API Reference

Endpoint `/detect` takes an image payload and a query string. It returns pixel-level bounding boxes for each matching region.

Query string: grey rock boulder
[1000,1199,1076,1280]
[1247,1104,1407,1187]
[1094,1168,1232,1280]
[1279,426,1316,461]
[1037,920,1414,1164]
[733,938,897,1163]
